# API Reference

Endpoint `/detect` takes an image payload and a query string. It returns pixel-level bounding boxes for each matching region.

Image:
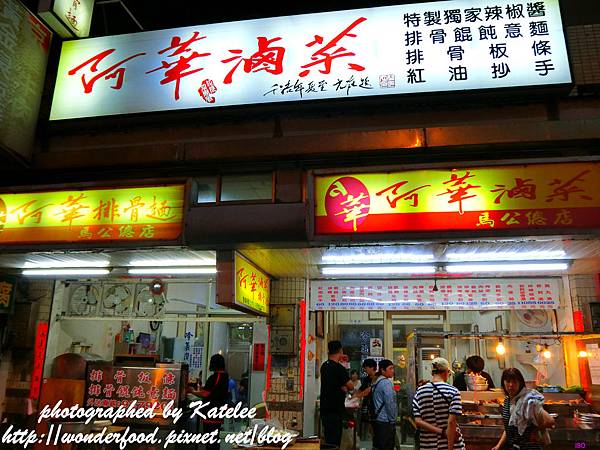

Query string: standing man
[371,359,398,450]
[352,358,379,440]
[412,358,466,450]
[320,340,355,447]
[453,355,495,391]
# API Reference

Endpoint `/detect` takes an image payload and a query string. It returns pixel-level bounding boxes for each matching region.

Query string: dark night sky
[22,0,600,38]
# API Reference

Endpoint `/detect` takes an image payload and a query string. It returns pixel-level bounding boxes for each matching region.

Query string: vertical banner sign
[573,311,585,333]
[0,275,17,314]
[50,0,570,120]
[253,343,266,371]
[314,163,600,234]
[30,322,49,401]
[0,0,52,159]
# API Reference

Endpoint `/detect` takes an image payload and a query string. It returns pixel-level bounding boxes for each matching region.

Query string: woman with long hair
[492,368,555,450]
[192,354,230,450]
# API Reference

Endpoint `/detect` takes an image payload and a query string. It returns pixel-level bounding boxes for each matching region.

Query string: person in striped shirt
[412,357,465,450]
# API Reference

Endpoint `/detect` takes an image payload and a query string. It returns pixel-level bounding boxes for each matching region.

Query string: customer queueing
[352,358,379,440]
[320,340,355,447]
[370,359,398,450]
[492,368,555,450]
[412,357,466,450]
[191,354,230,450]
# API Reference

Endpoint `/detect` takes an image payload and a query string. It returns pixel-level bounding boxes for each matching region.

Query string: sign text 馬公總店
[50,0,570,120]
[314,162,600,234]
[235,254,270,316]
[0,185,185,244]
[310,278,561,311]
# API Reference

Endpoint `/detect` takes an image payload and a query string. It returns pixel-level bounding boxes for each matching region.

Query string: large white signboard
[50,0,571,120]
[310,278,561,310]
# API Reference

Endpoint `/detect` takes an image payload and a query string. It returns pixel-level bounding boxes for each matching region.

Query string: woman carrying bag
[492,368,555,450]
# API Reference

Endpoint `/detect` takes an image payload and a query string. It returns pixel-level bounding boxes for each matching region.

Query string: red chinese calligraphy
[198,79,217,103]
[147,196,175,221]
[131,386,146,399]
[10,200,53,225]
[491,178,537,204]
[375,181,431,208]
[93,199,120,222]
[147,386,160,399]
[88,384,101,397]
[137,371,151,384]
[116,385,131,398]
[237,268,248,289]
[222,37,285,84]
[114,369,126,384]
[554,209,573,225]
[89,369,103,383]
[299,17,367,77]
[56,194,89,227]
[162,387,176,400]
[124,196,145,222]
[162,372,176,385]
[103,384,115,398]
[146,32,211,100]
[546,170,593,202]
[69,49,146,93]
[437,171,480,214]
[250,273,257,293]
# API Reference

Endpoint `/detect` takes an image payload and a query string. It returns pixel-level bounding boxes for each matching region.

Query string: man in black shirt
[453,355,495,391]
[320,340,354,446]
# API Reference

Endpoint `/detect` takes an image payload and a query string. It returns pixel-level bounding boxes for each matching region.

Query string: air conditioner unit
[419,347,445,381]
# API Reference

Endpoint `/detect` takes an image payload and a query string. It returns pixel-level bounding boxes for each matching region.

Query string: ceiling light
[542,344,552,359]
[578,350,589,358]
[23,260,111,268]
[445,250,566,261]
[22,268,111,277]
[128,258,214,267]
[322,253,434,264]
[496,339,506,356]
[128,267,217,275]
[445,262,569,273]
[321,265,436,275]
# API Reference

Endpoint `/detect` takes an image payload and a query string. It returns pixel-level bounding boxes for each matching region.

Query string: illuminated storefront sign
[39,0,95,38]
[311,278,561,311]
[314,162,600,234]
[234,253,270,315]
[0,275,17,314]
[0,185,185,244]
[50,0,570,120]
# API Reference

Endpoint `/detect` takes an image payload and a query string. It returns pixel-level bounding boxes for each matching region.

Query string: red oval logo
[324,177,370,232]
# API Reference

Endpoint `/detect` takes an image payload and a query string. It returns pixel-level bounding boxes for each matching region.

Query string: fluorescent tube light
[322,253,434,264]
[445,250,566,261]
[23,260,111,268]
[321,265,436,275]
[128,267,217,275]
[446,262,569,273]
[22,268,110,277]
[128,258,214,267]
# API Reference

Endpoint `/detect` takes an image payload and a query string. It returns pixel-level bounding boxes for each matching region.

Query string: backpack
[366,380,386,423]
